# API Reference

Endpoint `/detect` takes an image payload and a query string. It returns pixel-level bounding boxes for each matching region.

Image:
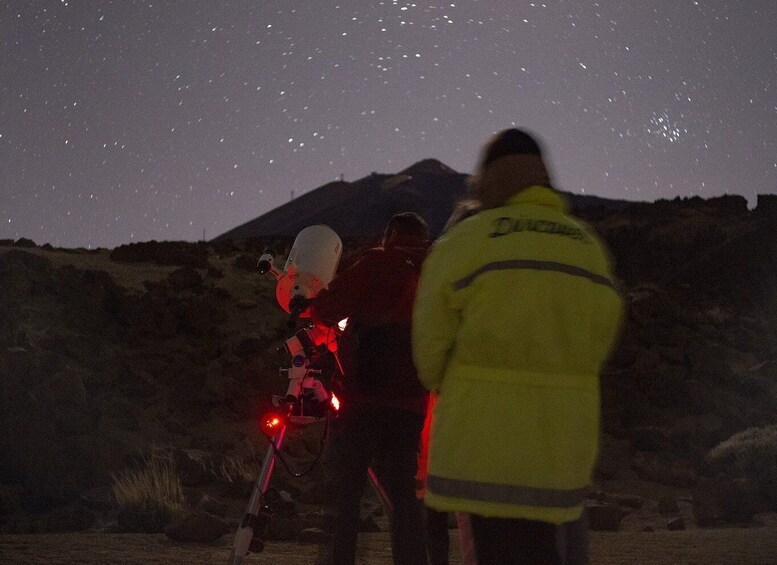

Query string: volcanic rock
[164,510,229,543]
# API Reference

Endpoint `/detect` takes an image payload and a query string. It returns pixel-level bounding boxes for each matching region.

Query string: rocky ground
[4,525,777,565]
[2,194,777,560]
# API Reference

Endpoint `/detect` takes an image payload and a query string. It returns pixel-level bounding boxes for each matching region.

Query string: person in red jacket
[310,212,431,565]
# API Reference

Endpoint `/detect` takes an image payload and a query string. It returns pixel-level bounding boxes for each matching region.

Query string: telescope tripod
[226,327,393,565]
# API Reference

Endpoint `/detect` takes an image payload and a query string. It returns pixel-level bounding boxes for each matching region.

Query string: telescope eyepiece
[257,259,272,275]
[257,248,275,275]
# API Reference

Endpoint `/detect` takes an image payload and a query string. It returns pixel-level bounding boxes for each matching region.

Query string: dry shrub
[111,451,185,527]
[218,455,256,484]
[708,425,777,501]
[705,304,735,325]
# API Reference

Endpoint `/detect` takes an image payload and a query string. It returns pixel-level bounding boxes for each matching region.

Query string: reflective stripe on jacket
[412,185,623,523]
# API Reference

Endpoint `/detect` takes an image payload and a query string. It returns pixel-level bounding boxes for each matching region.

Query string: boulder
[692,476,721,526]
[692,474,764,526]
[110,241,209,268]
[266,514,302,540]
[631,451,697,487]
[167,267,203,292]
[54,265,124,332]
[608,493,645,510]
[41,439,102,504]
[164,510,229,543]
[658,494,679,514]
[117,506,175,533]
[197,495,229,518]
[0,354,103,504]
[0,249,52,300]
[668,414,726,452]
[220,475,254,499]
[298,527,331,544]
[295,483,329,505]
[756,194,777,215]
[78,486,116,512]
[33,366,94,436]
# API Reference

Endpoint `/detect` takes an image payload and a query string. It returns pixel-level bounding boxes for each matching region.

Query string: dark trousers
[556,511,589,565]
[330,405,428,565]
[425,507,450,565]
[470,515,561,565]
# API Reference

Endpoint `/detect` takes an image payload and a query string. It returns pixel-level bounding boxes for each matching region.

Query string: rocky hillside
[1,192,777,539]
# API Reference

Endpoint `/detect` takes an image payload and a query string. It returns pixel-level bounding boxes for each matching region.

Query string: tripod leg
[228,527,254,565]
[227,426,287,564]
[367,466,394,519]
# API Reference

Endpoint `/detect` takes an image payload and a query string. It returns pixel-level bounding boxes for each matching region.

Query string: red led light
[260,413,285,436]
[330,393,340,412]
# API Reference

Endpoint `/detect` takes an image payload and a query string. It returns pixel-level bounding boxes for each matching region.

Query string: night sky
[2,1,776,248]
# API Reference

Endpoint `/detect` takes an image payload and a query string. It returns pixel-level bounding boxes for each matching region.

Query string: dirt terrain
[3,526,777,565]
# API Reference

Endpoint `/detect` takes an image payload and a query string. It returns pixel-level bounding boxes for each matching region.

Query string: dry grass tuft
[111,451,185,518]
[218,456,256,484]
[708,424,777,500]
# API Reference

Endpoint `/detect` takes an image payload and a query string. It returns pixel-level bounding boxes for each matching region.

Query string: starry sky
[2,1,776,248]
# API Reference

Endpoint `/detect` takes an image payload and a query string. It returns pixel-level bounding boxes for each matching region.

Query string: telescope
[227,225,343,564]
[259,224,342,320]
[227,225,395,563]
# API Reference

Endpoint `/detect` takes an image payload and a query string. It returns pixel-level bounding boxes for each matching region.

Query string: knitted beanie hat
[473,128,553,208]
[479,128,543,169]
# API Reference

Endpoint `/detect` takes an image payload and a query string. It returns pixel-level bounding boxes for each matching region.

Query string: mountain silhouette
[216,159,633,240]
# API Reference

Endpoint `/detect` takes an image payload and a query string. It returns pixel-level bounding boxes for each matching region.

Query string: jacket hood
[384,240,430,271]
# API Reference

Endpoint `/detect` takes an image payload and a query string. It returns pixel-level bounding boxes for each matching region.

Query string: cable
[268,414,330,478]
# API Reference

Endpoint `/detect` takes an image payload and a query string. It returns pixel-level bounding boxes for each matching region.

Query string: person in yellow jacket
[412,129,623,565]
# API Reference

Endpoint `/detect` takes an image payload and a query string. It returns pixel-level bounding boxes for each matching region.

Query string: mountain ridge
[216,159,635,240]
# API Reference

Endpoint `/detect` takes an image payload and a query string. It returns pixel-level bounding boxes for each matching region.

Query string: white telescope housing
[275,225,342,314]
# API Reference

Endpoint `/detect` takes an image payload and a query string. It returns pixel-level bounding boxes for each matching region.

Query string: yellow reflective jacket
[412,186,623,523]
